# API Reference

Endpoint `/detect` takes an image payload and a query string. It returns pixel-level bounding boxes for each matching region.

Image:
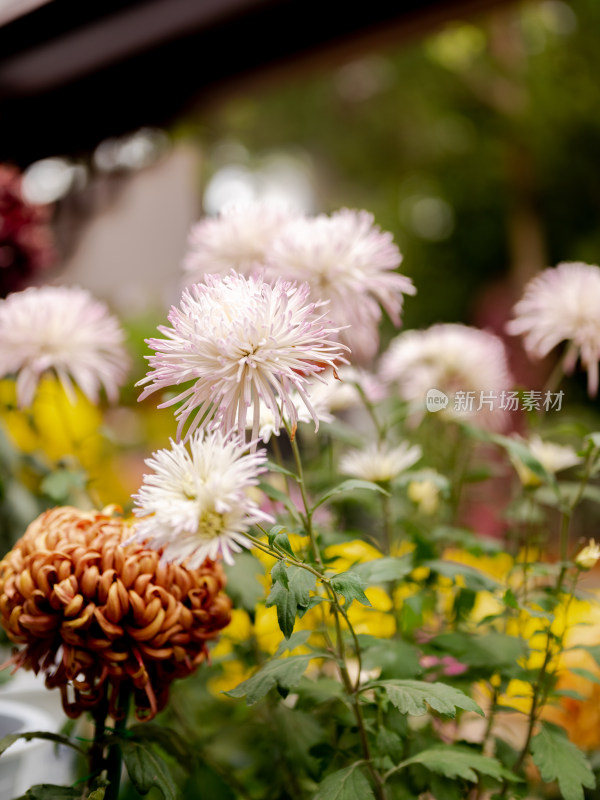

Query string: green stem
[105,685,131,800]
[285,422,322,567]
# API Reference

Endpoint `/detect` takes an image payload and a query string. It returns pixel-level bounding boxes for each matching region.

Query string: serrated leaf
[351,556,413,584]
[125,723,193,765]
[313,479,389,511]
[266,565,316,638]
[313,763,374,800]
[400,746,518,783]
[121,739,177,800]
[372,680,483,717]
[225,654,312,704]
[330,571,371,607]
[271,559,289,589]
[531,725,595,800]
[275,629,313,657]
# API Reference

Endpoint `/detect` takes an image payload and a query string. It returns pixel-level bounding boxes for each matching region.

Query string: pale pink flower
[138,272,349,442]
[131,430,273,566]
[0,285,128,407]
[182,200,298,284]
[266,208,415,362]
[507,262,600,396]
[380,323,513,430]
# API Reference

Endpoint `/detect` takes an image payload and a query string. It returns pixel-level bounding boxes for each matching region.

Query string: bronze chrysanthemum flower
[0,506,232,720]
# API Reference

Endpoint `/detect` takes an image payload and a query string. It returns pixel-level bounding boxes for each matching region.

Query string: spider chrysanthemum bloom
[339,441,422,482]
[265,208,416,362]
[0,285,129,408]
[137,272,349,442]
[507,262,600,396]
[510,435,582,487]
[380,323,513,430]
[182,200,299,284]
[0,506,232,721]
[131,430,273,566]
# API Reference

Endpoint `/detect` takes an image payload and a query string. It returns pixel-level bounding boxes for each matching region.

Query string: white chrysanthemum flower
[511,434,582,487]
[182,200,299,284]
[507,262,600,396]
[245,391,333,443]
[138,272,349,442]
[131,429,273,566]
[266,208,416,362]
[0,285,129,408]
[339,441,422,482]
[380,323,513,430]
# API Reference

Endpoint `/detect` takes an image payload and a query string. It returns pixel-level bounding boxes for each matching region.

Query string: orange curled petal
[128,607,166,642]
[94,608,124,639]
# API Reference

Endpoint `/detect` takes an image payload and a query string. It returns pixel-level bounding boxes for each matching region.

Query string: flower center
[198,509,226,540]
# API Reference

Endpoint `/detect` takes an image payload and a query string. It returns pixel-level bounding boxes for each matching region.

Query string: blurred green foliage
[179,0,600,336]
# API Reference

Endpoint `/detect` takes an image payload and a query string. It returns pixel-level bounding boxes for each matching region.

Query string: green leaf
[224,551,265,613]
[0,730,86,756]
[313,479,389,511]
[330,571,371,607]
[13,787,84,800]
[87,791,106,800]
[371,680,483,717]
[399,745,518,783]
[358,636,422,679]
[531,724,595,800]
[125,723,193,766]
[431,631,527,670]
[275,629,313,656]
[313,763,375,800]
[271,559,290,589]
[41,468,88,502]
[424,559,499,591]
[266,564,316,638]
[351,556,413,584]
[265,460,298,479]
[225,654,312,704]
[121,739,177,800]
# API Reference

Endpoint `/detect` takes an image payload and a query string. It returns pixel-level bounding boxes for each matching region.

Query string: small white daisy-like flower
[507,262,600,396]
[380,323,513,430]
[266,208,416,362]
[138,272,349,442]
[182,200,299,284]
[510,434,582,487]
[0,285,128,408]
[131,429,273,567]
[339,441,422,482]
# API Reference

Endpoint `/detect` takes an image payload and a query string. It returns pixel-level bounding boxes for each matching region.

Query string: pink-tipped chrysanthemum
[265,208,416,362]
[507,262,600,396]
[137,272,349,442]
[182,200,299,284]
[131,430,273,566]
[0,285,129,407]
[380,323,513,430]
